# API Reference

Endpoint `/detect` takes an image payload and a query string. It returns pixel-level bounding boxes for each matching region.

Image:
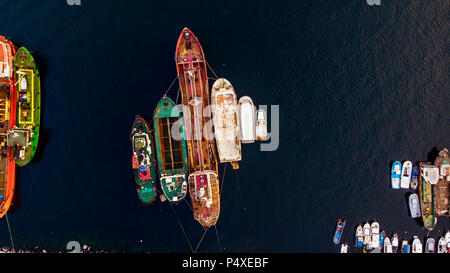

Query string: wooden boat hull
[175,28,220,227]
[211,78,241,166]
[153,96,189,203]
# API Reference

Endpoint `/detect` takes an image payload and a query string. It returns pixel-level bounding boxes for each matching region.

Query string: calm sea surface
[0,0,448,252]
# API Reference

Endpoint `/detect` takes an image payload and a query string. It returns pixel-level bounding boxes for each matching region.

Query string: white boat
[355,225,364,247]
[363,222,371,246]
[412,236,423,253]
[238,96,255,143]
[211,78,241,168]
[340,243,348,253]
[425,238,435,253]
[383,237,392,253]
[370,222,380,248]
[422,165,440,185]
[446,231,450,252]
[437,237,447,253]
[391,234,399,253]
[255,109,268,141]
[401,161,412,189]
[408,193,421,218]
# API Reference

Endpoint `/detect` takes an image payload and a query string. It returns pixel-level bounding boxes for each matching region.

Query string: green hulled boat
[419,162,436,230]
[130,115,157,204]
[8,47,40,167]
[153,96,188,203]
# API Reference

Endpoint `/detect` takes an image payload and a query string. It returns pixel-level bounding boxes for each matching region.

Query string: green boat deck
[10,47,40,167]
[153,96,188,203]
[131,115,157,204]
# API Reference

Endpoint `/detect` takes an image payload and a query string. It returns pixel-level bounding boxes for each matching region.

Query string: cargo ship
[130,115,157,204]
[7,47,40,167]
[175,28,220,228]
[419,162,437,230]
[0,36,16,218]
[433,148,449,216]
[153,96,189,203]
[211,78,241,169]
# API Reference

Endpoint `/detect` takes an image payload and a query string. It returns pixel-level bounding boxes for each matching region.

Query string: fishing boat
[363,222,371,246]
[0,36,16,218]
[401,161,412,189]
[425,238,435,253]
[211,78,241,169]
[7,47,40,167]
[392,233,399,253]
[446,231,450,252]
[370,222,380,248]
[419,162,437,231]
[238,96,255,144]
[408,193,421,218]
[340,243,348,253]
[384,237,392,253]
[434,148,449,216]
[255,109,267,141]
[410,165,419,190]
[355,225,363,248]
[391,161,401,189]
[333,218,346,244]
[411,236,422,253]
[437,237,446,253]
[401,239,410,253]
[130,115,157,204]
[175,28,220,228]
[153,96,189,203]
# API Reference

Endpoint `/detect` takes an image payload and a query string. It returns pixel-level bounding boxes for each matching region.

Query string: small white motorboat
[425,238,435,253]
[401,161,412,189]
[412,236,423,253]
[383,237,392,253]
[255,109,268,141]
[340,243,348,253]
[238,96,255,144]
[437,237,447,253]
[363,222,371,246]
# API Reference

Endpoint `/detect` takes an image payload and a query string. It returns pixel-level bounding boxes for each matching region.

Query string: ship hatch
[158,117,184,171]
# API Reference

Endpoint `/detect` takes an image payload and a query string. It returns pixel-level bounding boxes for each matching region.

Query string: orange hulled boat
[175,28,220,228]
[0,36,16,218]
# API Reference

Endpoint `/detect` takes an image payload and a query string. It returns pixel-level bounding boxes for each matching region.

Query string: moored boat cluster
[130,28,268,229]
[390,148,450,230]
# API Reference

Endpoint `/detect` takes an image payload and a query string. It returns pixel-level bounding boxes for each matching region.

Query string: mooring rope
[164,75,179,97]
[169,202,194,253]
[195,227,209,253]
[214,225,222,253]
[206,61,219,79]
[184,198,193,212]
[220,163,227,196]
[5,213,15,253]
[176,87,181,104]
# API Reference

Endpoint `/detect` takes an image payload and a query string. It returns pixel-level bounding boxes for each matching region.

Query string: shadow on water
[9,170,21,213]
[426,147,439,163]
[30,53,48,163]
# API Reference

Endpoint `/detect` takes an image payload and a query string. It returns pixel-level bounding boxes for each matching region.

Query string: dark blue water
[0,0,448,252]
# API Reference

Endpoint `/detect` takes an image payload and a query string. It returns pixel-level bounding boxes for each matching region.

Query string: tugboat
[391,233,399,253]
[175,28,220,228]
[130,115,157,204]
[391,161,401,189]
[419,162,437,231]
[411,236,423,253]
[211,78,241,169]
[355,225,363,248]
[410,165,419,190]
[434,148,449,216]
[401,161,412,189]
[0,36,16,218]
[153,96,189,203]
[333,218,346,244]
[8,47,40,167]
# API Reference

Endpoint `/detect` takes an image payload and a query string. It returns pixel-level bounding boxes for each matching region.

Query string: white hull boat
[401,161,412,189]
